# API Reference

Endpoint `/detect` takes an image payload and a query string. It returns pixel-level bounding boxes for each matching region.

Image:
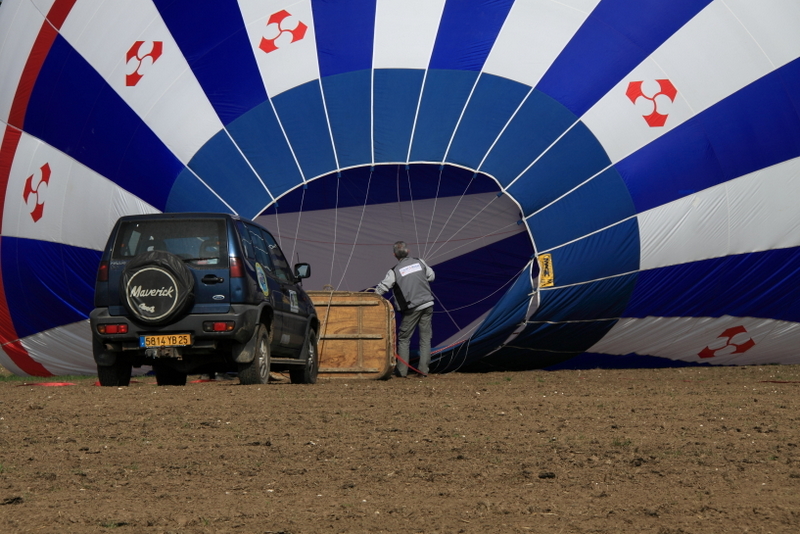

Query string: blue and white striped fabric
[0,0,798,375]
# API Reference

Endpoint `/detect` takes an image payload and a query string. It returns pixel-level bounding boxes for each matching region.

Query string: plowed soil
[1,364,799,533]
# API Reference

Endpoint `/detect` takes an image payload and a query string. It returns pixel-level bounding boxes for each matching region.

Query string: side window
[261,230,293,283]
[246,224,274,272]
[236,221,255,261]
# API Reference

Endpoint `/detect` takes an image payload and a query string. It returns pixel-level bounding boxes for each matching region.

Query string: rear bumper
[90,305,260,365]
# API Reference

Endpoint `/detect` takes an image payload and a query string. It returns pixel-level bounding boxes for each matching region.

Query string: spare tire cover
[120,251,195,324]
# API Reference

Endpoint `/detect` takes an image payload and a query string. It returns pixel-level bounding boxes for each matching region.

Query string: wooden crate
[308,291,395,379]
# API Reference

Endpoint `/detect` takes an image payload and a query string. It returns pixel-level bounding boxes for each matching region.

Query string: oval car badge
[212,295,225,301]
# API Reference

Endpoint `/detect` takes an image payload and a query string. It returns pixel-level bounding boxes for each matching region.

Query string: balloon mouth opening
[256,163,535,351]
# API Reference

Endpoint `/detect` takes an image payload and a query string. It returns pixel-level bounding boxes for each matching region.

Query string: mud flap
[297,322,316,363]
[93,337,117,367]
[233,325,260,364]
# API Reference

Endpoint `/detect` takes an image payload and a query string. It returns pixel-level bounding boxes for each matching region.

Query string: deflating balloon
[0,0,799,376]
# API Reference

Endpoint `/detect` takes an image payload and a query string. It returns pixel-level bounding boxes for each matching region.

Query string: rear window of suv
[113,219,228,266]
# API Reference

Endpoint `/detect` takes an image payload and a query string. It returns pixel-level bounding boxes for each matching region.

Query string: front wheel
[238,324,270,385]
[290,330,319,384]
[97,354,132,387]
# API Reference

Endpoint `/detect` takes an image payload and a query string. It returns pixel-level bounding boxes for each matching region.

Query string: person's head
[393,241,409,259]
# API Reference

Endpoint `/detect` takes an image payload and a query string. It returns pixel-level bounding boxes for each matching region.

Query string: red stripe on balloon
[0,0,78,376]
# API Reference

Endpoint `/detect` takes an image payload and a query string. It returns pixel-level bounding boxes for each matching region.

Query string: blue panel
[537,0,712,116]
[480,90,576,187]
[410,70,479,162]
[24,36,181,211]
[226,101,304,202]
[429,0,515,71]
[2,237,99,338]
[535,274,638,322]
[472,261,534,341]
[784,57,800,112]
[464,318,619,371]
[165,169,234,214]
[508,121,611,215]
[619,58,800,212]
[705,60,800,183]
[373,69,424,163]
[547,218,639,285]
[527,167,635,251]
[446,74,530,170]
[618,119,722,212]
[322,71,372,168]
[463,347,583,371]
[187,130,273,218]
[434,264,537,371]
[271,80,337,179]
[624,248,800,323]
[154,0,267,125]
[312,0,376,77]
[546,352,709,370]
[425,232,534,348]
[510,319,617,353]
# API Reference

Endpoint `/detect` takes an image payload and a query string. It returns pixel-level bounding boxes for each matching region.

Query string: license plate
[140,333,192,348]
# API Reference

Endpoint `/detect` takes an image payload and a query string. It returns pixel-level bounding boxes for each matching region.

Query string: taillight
[97,261,109,282]
[203,321,235,332]
[97,323,128,334]
[229,257,243,278]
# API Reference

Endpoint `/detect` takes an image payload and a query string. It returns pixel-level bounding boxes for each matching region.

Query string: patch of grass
[0,369,94,384]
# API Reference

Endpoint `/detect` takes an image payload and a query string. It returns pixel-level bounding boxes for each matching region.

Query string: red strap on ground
[17,382,76,387]
[394,353,427,377]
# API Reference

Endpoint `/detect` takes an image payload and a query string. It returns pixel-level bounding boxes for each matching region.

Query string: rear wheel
[238,324,270,385]
[153,363,187,386]
[290,330,319,384]
[97,354,132,387]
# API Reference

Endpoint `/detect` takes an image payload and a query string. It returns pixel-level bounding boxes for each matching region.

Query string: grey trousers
[396,305,433,376]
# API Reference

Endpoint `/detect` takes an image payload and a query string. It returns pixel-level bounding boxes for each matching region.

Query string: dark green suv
[90,213,319,386]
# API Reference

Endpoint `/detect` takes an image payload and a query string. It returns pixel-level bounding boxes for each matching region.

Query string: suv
[90,213,319,386]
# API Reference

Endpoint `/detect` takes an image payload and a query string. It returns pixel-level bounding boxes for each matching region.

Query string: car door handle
[202,274,224,284]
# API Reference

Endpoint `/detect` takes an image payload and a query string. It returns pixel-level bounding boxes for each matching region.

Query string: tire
[97,355,132,387]
[120,250,194,325]
[238,324,270,385]
[153,363,187,386]
[290,330,319,384]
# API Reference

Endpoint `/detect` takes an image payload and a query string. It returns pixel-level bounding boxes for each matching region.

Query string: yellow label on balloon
[538,254,554,288]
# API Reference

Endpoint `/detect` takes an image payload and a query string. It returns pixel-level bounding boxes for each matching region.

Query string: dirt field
[1,364,799,534]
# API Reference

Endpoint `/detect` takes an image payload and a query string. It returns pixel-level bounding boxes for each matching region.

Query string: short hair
[393,241,408,259]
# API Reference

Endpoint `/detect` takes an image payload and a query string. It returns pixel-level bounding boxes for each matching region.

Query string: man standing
[375,241,435,377]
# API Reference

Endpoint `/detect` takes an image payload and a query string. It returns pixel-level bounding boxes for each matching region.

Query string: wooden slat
[307,290,395,380]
